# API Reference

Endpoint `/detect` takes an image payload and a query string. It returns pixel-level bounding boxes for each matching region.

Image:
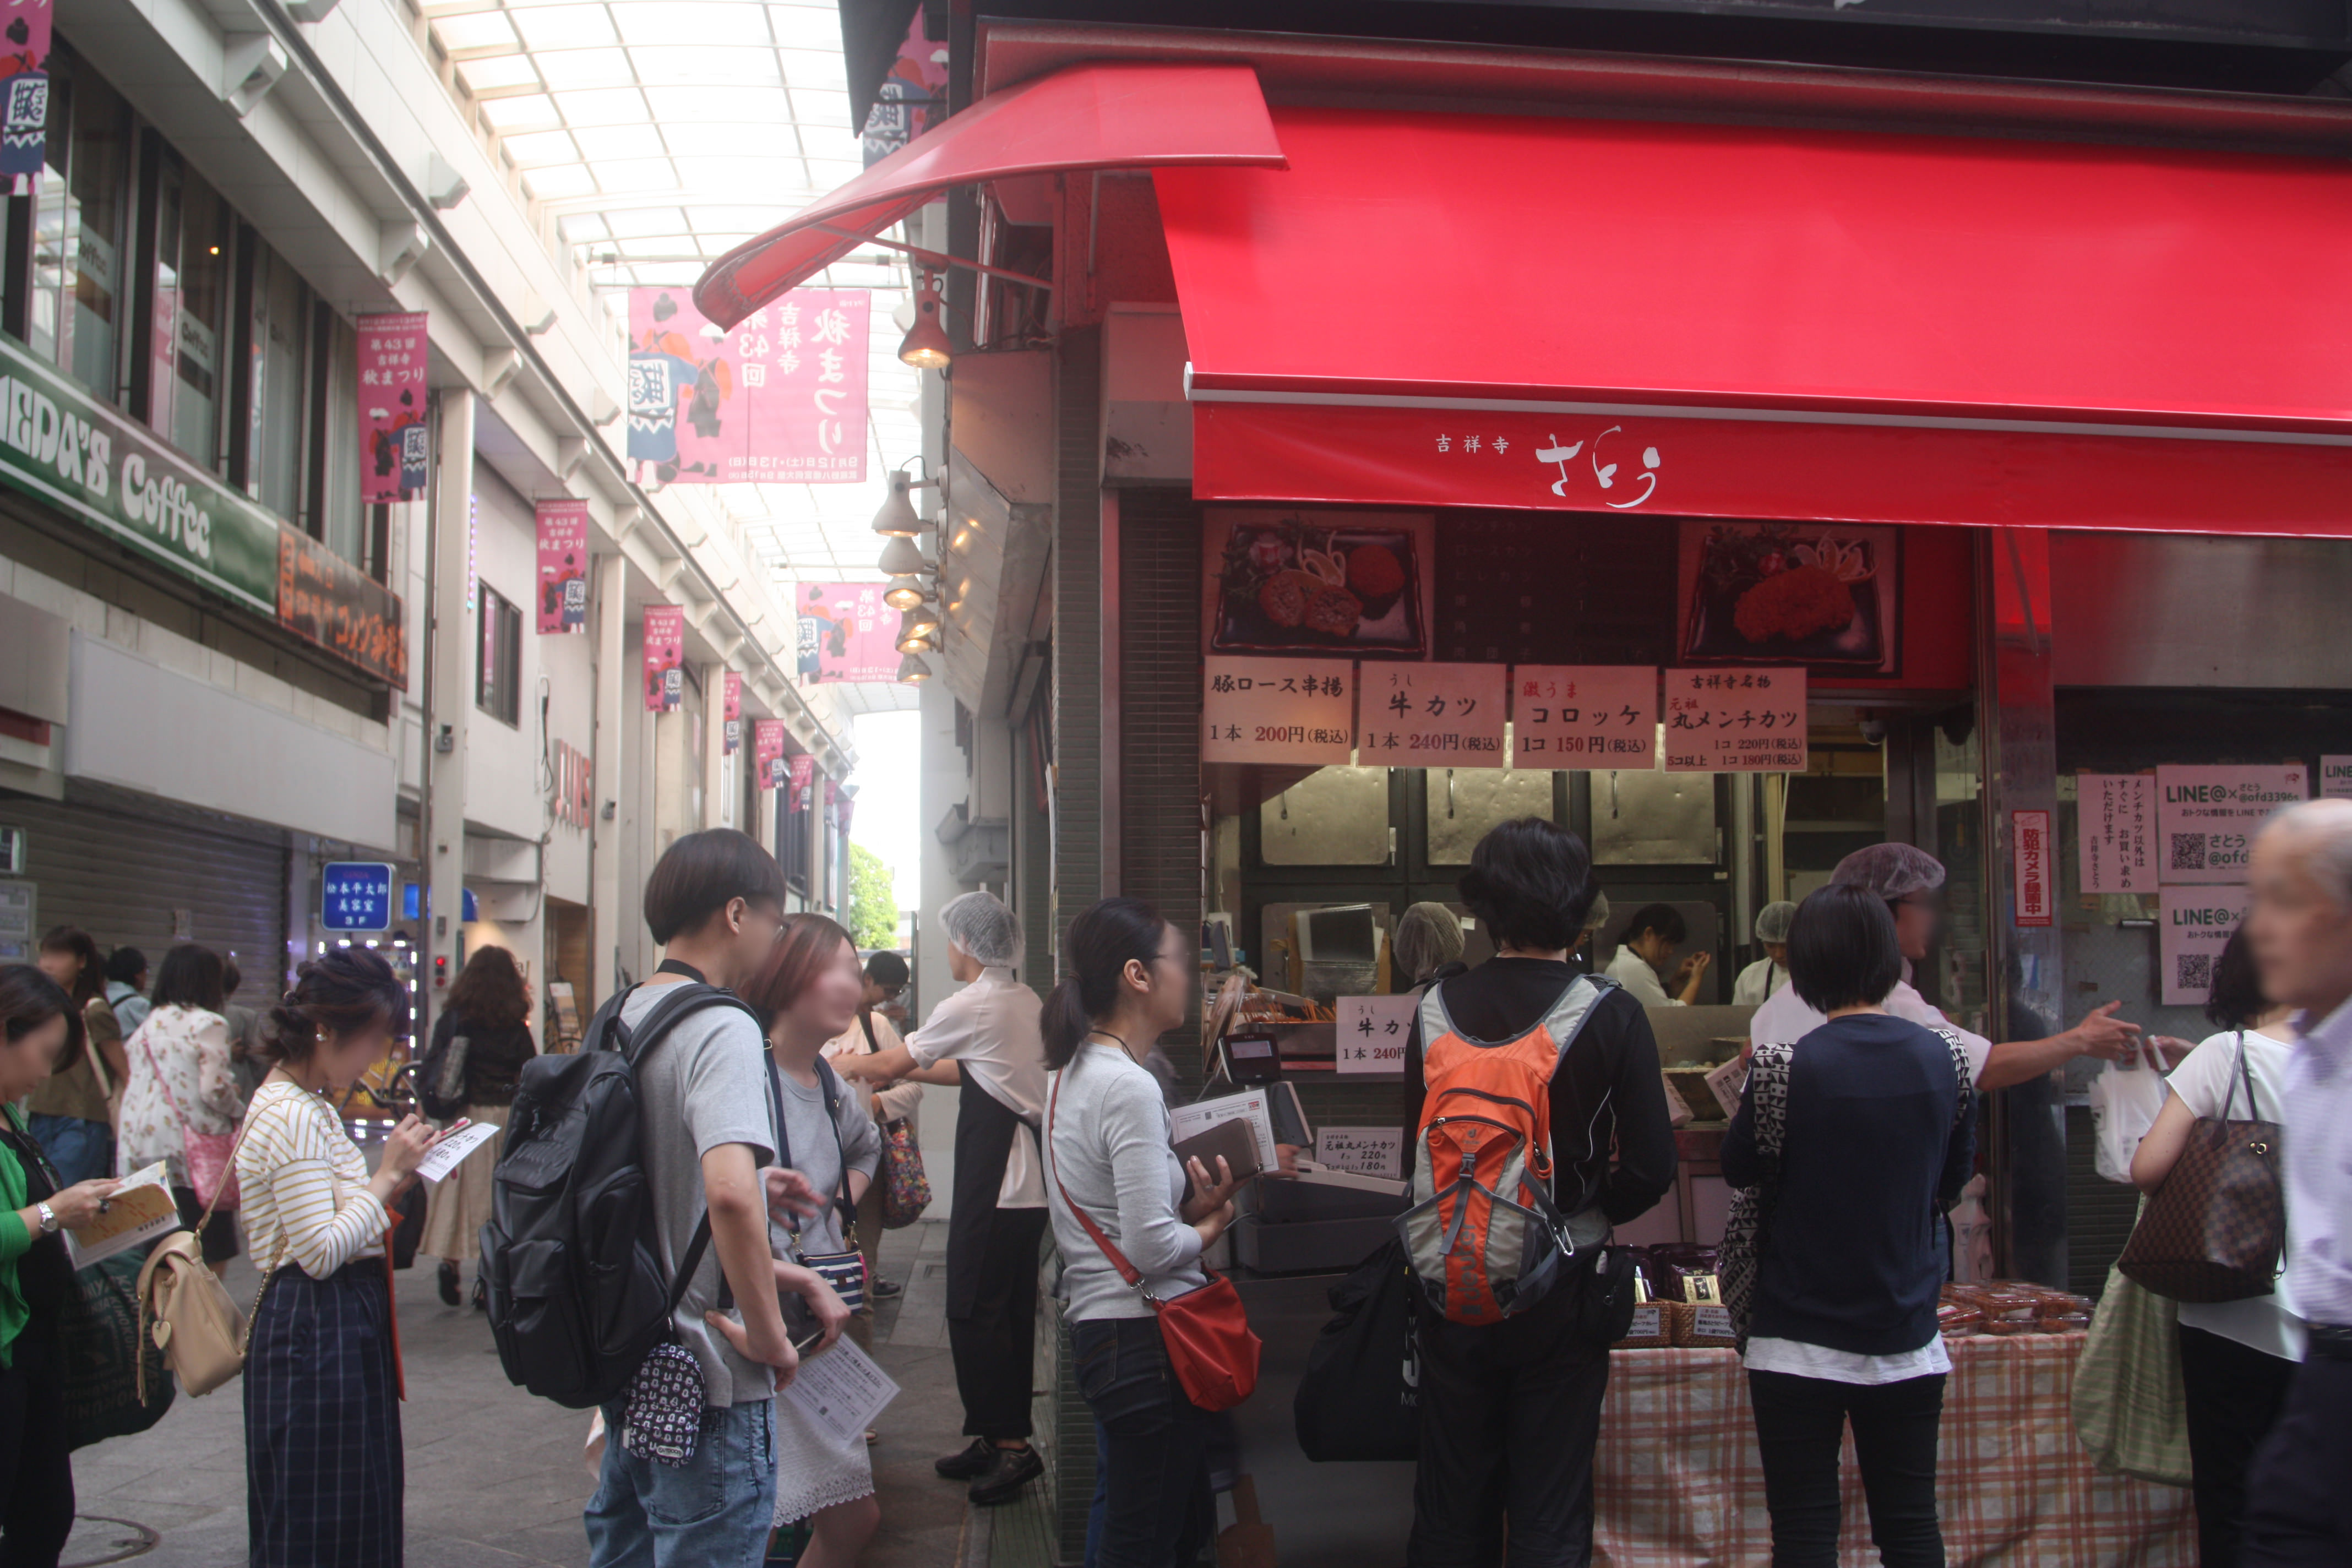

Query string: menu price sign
[2078,774,2154,895]
[1512,666,1656,766]
[1357,662,1505,762]
[2156,765,2307,885]
[1202,657,1355,767]
[2162,887,2247,1005]
[1662,668,1806,773]
[1335,994,1415,1076]
[2012,809,2054,928]
[1314,1126,1404,1180]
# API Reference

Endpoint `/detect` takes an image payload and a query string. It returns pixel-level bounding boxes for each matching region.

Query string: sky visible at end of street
[850,709,923,913]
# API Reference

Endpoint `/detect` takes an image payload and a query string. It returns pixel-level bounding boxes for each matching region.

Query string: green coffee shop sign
[0,332,280,616]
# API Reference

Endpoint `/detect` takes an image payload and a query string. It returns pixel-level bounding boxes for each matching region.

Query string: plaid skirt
[244,1260,402,1568]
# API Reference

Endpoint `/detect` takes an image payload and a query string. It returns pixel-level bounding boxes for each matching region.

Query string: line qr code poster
[2160,888,2246,1006]
[2155,765,2306,885]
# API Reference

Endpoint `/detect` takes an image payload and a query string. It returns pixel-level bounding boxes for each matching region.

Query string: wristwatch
[34,1202,57,1234]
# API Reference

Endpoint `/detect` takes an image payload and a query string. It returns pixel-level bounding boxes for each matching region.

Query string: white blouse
[235,1080,390,1278]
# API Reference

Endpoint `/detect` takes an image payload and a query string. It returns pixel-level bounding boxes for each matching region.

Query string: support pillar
[423,389,475,1035]
[703,661,729,831]
[589,552,627,1007]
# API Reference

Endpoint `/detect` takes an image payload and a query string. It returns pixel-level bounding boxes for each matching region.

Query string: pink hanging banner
[836,792,856,836]
[754,720,786,788]
[358,312,431,503]
[536,498,591,633]
[626,287,869,485]
[722,672,742,754]
[788,753,815,812]
[643,605,684,712]
[0,1,52,189]
[796,581,900,683]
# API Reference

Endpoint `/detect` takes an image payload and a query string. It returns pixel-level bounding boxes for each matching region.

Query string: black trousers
[1746,1369,1946,1568]
[2242,1349,2352,1567]
[2178,1325,2298,1568]
[948,1207,1047,1441]
[0,1329,76,1568]
[1408,1278,1609,1568]
[1073,1317,1216,1568]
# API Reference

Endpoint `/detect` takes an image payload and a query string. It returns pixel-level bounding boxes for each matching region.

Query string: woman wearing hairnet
[1392,903,1467,991]
[1733,901,1798,1005]
[838,891,1050,1505]
[1747,843,2143,1089]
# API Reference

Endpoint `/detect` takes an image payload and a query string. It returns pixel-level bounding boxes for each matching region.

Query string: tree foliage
[847,842,899,951]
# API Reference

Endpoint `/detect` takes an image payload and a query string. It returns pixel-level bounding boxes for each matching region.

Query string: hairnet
[1581,890,1610,934]
[1753,900,1798,945]
[940,890,1023,968]
[1829,843,1947,902]
[1392,903,1464,985]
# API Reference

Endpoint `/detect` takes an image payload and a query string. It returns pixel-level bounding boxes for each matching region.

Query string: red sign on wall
[2012,809,2055,928]
[754,720,785,788]
[536,499,590,634]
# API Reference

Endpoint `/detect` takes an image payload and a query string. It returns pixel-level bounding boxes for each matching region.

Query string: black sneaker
[935,1438,995,1479]
[968,1445,1043,1506]
[871,1278,904,1300]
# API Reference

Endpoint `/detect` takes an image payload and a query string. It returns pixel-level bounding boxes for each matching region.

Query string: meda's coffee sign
[0,331,279,615]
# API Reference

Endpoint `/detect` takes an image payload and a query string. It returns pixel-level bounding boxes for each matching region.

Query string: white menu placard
[2322,757,2352,801]
[2161,886,2248,1005]
[1201,657,1356,766]
[2155,764,2307,885]
[1356,662,1507,764]
[1314,1125,1406,1180]
[1335,994,1417,1076]
[1662,668,1807,774]
[2078,773,2155,895]
[414,1120,503,1183]
[782,1337,901,1443]
[1511,666,1657,767]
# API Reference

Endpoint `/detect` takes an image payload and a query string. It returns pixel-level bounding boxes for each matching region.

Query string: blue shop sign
[322,863,395,932]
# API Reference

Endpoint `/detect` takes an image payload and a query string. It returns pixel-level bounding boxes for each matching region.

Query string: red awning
[1155,107,2352,533]
[694,62,1285,329]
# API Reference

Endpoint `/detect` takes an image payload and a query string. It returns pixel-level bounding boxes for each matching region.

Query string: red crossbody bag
[1047,1070,1262,1413]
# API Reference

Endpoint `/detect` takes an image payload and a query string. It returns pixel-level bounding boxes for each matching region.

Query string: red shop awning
[694,61,1286,329]
[1154,107,2352,534]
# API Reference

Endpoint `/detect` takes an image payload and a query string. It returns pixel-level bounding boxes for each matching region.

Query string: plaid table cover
[1594,1334,2196,1566]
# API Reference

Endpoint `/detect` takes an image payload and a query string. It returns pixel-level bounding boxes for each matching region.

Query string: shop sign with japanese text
[643,605,684,712]
[277,528,407,688]
[2077,774,2154,895]
[0,332,280,614]
[2156,764,2307,885]
[2161,887,2247,1005]
[1202,657,1355,767]
[627,287,868,484]
[2012,809,2054,927]
[1512,666,1656,766]
[796,581,899,683]
[754,720,785,788]
[358,312,429,503]
[1336,995,1415,1076]
[1314,1126,1404,1180]
[722,672,741,754]
[1662,667,1805,773]
[1357,662,1505,762]
[535,499,590,633]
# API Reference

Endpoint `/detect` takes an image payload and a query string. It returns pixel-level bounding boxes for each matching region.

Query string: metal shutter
[0,786,287,991]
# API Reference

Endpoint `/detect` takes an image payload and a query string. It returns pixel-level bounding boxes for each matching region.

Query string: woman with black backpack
[417,944,538,1307]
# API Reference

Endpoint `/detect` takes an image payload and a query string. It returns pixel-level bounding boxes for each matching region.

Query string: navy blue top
[1722,1012,1977,1356]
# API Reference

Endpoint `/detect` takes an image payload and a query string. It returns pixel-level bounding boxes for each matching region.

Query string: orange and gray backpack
[1396,973,1617,1325]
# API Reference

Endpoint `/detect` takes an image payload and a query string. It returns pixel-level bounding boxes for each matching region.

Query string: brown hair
[37,927,105,1010]
[445,943,531,1030]
[739,913,854,1027]
[264,948,410,1064]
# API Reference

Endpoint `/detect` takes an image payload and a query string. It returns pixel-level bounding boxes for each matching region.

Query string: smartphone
[791,1324,829,1355]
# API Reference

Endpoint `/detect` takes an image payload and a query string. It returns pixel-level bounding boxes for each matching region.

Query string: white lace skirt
[772,1390,875,1525]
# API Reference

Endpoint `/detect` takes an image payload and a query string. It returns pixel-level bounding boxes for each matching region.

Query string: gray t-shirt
[767,1059,881,1260]
[622,982,778,1407]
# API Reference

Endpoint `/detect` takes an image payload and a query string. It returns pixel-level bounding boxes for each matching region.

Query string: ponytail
[1041,896,1168,1072]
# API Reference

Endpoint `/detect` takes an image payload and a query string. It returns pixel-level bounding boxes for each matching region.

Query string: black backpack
[477,981,761,1410]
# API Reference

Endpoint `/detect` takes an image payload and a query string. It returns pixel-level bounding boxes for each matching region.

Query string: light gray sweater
[1044,1044,1207,1322]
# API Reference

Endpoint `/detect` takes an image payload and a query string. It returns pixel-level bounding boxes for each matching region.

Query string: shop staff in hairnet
[837,891,1049,1506]
[1749,844,2143,1088]
[1733,901,1798,1005]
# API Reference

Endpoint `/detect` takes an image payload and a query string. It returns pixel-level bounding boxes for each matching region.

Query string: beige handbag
[132,1110,284,1402]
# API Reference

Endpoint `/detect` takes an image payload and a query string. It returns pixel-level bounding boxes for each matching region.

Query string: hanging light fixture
[897,271,951,371]
[883,575,928,611]
[895,607,938,654]
[903,601,940,640]
[870,473,923,537]
[876,534,927,578]
[896,652,933,684]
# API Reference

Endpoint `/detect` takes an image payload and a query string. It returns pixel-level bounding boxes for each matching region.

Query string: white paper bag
[2087,1046,2171,1184]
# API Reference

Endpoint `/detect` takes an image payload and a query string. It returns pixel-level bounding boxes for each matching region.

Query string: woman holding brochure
[1044,898,1252,1568]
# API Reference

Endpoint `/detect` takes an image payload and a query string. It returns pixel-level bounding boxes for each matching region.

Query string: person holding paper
[0,965,122,1568]
[418,944,538,1309]
[1042,899,1249,1568]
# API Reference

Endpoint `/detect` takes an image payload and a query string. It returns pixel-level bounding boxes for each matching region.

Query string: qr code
[2176,954,2213,993]
[2170,833,2207,873]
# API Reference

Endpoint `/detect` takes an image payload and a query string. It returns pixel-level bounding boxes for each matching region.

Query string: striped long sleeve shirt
[235,1080,389,1278]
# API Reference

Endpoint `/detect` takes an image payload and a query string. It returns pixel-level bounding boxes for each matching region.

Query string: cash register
[1213,1027,1412,1275]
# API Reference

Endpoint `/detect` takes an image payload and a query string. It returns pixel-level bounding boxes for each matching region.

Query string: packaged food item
[1979,1317,2039,1335]
[1614,1302,1673,1351]
[1977,1291,2044,1327]
[1682,1302,1738,1349]
[2040,1313,2092,1334]
[1936,1300,1986,1339]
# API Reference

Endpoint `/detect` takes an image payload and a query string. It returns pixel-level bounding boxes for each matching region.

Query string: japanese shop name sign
[2077,773,2154,895]
[1336,994,1415,1076]
[277,527,408,689]
[1202,657,1356,767]
[1512,666,1657,766]
[1662,668,1806,774]
[1358,663,1505,761]
[627,288,868,485]
[2156,764,2307,885]
[358,312,429,503]
[2012,809,2054,928]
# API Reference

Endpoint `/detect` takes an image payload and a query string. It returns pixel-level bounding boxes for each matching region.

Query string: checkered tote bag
[2116,1031,2286,1303]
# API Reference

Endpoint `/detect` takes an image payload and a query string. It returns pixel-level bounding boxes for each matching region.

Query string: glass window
[252,248,307,520]
[476,586,521,726]
[30,48,131,400]
[315,311,363,565]
[153,152,231,469]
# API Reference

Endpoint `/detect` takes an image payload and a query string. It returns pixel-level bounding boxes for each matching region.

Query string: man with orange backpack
[1397,819,1679,1567]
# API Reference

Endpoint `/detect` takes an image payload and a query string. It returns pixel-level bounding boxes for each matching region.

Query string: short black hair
[642,827,787,944]
[1622,903,1687,948]
[865,950,909,989]
[2204,927,2267,1031]
[1458,819,1594,952]
[152,944,226,1013]
[1787,884,1903,1014]
[105,946,147,986]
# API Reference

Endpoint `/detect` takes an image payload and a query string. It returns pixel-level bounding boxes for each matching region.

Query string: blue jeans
[1072,1317,1215,1568]
[28,1114,111,1186]
[586,1397,776,1568]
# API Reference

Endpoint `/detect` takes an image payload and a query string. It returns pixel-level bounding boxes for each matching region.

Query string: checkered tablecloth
[1594,1334,2195,1567]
